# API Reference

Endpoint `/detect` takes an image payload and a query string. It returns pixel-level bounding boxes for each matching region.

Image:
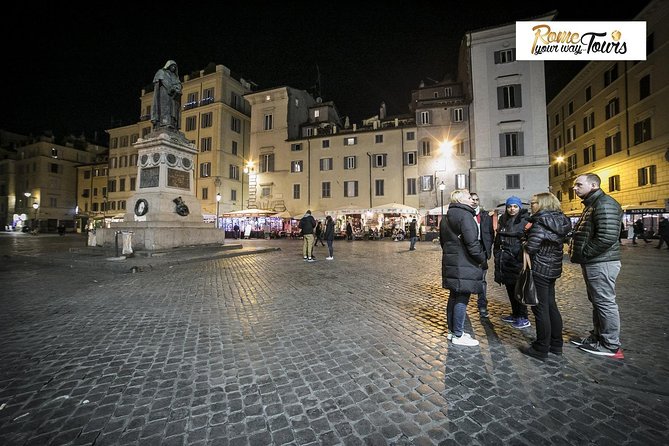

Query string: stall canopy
[272,210,293,219]
[371,202,418,214]
[221,208,275,217]
[427,205,449,215]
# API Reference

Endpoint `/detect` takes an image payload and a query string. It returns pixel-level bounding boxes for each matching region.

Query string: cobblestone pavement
[1,233,668,445]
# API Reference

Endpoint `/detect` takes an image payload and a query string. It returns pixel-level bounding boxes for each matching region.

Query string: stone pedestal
[95,130,225,251]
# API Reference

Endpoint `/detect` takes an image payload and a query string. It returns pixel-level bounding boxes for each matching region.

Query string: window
[261,187,271,198]
[130,177,136,191]
[82,188,90,197]
[452,108,464,122]
[291,143,302,151]
[110,138,118,149]
[647,33,655,55]
[231,141,238,156]
[119,136,129,147]
[455,174,468,190]
[259,153,274,172]
[583,112,595,133]
[187,92,199,107]
[50,163,60,173]
[608,175,620,192]
[344,137,357,146]
[506,174,520,189]
[263,114,273,130]
[320,158,333,171]
[406,131,415,141]
[130,154,138,166]
[322,140,330,148]
[500,132,523,157]
[107,179,116,192]
[119,156,128,168]
[375,179,384,196]
[375,134,384,143]
[639,74,651,100]
[202,87,214,102]
[444,87,453,97]
[120,178,126,192]
[605,98,620,119]
[585,86,592,102]
[638,165,657,186]
[185,116,197,131]
[494,48,516,63]
[314,110,320,118]
[404,151,417,165]
[583,144,596,165]
[634,117,652,145]
[321,182,331,198]
[420,140,431,156]
[407,178,417,195]
[200,137,212,152]
[373,154,387,168]
[110,157,117,169]
[344,156,356,170]
[419,111,430,125]
[231,189,237,201]
[291,160,303,173]
[230,164,240,180]
[202,187,209,200]
[567,154,577,171]
[567,101,574,116]
[231,117,241,133]
[420,175,433,191]
[566,125,576,143]
[497,84,522,109]
[553,135,561,152]
[455,140,465,156]
[201,112,213,128]
[293,184,300,199]
[604,64,619,86]
[142,127,150,137]
[231,92,241,110]
[344,181,358,197]
[554,113,560,127]
[605,132,621,156]
[199,162,211,177]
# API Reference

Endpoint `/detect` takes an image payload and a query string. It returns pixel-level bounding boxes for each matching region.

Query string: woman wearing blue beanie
[494,196,531,329]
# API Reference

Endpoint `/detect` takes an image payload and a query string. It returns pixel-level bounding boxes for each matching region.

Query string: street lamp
[439,181,446,218]
[32,201,39,229]
[216,193,221,229]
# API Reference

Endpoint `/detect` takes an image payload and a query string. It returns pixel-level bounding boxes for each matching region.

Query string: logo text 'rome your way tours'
[515,21,646,60]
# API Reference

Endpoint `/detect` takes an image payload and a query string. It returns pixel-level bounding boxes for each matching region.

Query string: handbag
[514,249,538,306]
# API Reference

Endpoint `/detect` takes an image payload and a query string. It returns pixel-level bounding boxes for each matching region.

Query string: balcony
[183,101,199,111]
[199,97,214,106]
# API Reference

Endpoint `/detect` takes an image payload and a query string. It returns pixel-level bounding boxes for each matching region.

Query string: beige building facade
[547,0,669,231]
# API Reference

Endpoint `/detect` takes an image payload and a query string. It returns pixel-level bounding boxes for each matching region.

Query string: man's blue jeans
[410,236,417,250]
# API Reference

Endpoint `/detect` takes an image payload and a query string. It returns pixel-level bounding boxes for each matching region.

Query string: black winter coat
[440,203,486,294]
[299,215,316,235]
[523,210,572,279]
[493,208,529,285]
[569,189,622,264]
[478,210,495,269]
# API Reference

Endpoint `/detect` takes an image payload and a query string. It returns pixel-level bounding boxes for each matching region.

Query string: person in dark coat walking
[656,217,669,250]
[471,192,495,318]
[299,210,317,261]
[409,218,418,250]
[313,221,325,247]
[632,219,650,244]
[494,196,531,329]
[324,215,336,259]
[519,192,572,361]
[440,189,486,346]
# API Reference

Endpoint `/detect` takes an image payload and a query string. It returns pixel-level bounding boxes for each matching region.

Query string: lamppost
[23,192,32,228]
[32,201,39,229]
[439,181,446,219]
[216,193,221,229]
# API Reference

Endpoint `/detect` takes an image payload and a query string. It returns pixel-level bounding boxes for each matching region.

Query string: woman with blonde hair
[519,192,572,361]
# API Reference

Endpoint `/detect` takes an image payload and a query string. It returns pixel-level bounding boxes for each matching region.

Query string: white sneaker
[452,334,479,346]
[326,256,334,260]
[447,332,471,341]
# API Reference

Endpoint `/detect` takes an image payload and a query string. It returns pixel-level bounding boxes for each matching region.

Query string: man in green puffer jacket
[569,173,624,359]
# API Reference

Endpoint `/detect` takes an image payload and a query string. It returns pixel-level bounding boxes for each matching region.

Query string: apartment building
[463,14,554,211]
[104,63,252,224]
[547,0,668,231]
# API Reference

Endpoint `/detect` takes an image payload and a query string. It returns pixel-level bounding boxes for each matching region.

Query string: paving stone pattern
[1,234,668,445]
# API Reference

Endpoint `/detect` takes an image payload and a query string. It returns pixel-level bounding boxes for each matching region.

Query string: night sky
[1,1,651,145]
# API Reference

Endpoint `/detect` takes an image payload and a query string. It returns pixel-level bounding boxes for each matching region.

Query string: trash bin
[121,231,133,255]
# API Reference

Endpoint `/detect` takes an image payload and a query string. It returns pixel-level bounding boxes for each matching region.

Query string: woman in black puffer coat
[494,196,530,328]
[440,189,486,346]
[519,192,573,361]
